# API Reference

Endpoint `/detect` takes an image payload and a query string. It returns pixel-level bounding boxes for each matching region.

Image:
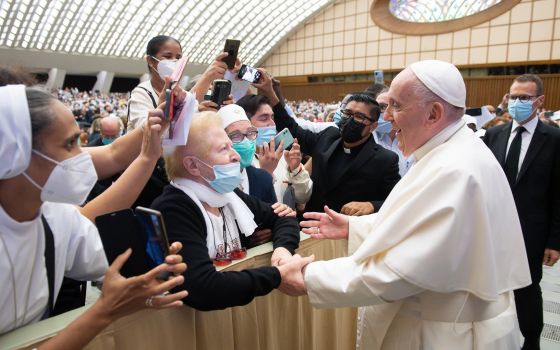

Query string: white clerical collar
[413,118,466,162]
[343,147,351,154]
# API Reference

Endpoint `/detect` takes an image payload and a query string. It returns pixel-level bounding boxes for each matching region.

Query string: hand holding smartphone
[237,64,262,83]
[274,128,294,150]
[211,79,232,106]
[222,39,241,70]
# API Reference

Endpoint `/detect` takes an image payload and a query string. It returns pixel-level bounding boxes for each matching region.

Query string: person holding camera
[0,85,188,348]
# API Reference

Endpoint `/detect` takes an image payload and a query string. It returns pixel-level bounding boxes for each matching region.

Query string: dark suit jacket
[245,165,277,204]
[483,120,560,258]
[273,103,400,213]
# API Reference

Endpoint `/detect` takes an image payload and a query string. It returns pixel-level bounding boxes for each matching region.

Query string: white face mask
[23,150,98,205]
[151,56,178,80]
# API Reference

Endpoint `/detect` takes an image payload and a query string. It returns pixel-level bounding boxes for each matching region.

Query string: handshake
[270,205,352,297]
[270,247,314,297]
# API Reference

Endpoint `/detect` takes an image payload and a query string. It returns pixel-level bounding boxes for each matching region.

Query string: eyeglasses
[508,94,540,104]
[341,109,375,125]
[227,129,258,143]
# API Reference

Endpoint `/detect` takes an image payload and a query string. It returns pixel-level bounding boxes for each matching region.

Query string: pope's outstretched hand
[300,205,349,240]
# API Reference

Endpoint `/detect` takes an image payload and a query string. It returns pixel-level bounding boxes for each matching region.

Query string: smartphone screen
[135,207,170,267]
[223,39,241,69]
[238,64,261,83]
[273,128,294,150]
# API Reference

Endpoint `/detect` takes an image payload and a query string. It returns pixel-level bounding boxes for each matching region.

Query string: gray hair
[410,77,464,120]
[25,87,56,149]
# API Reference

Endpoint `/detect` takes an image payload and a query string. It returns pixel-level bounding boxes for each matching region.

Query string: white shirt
[206,206,243,259]
[506,115,538,173]
[0,202,107,334]
[127,80,158,133]
[373,131,413,177]
[239,168,250,195]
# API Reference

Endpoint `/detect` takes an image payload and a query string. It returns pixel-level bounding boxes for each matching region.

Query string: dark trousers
[514,255,544,350]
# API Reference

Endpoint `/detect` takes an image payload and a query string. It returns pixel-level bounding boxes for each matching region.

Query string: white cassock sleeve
[304,214,422,308]
[304,254,423,308]
[348,213,378,254]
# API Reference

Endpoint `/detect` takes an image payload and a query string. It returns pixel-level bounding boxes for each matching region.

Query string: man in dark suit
[483,74,560,350]
[255,73,400,214]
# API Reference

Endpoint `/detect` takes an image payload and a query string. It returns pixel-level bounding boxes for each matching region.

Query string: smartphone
[465,107,482,116]
[164,89,173,121]
[545,111,554,117]
[273,128,294,150]
[135,207,170,267]
[374,70,384,84]
[95,209,152,278]
[237,64,261,83]
[211,79,231,106]
[222,39,241,69]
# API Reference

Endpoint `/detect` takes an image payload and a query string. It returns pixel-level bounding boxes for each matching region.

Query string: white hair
[409,76,464,120]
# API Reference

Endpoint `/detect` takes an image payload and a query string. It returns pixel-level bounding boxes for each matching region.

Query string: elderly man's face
[195,125,240,180]
[385,70,432,156]
[376,92,389,113]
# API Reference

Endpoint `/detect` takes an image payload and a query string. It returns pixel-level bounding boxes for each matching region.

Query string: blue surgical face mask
[508,98,534,123]
[375,112,392,134]
[333,109,343,126]
[232,139,256,169]
[198,159,241,194]
[256,126,276,146]
[101,138,114,145]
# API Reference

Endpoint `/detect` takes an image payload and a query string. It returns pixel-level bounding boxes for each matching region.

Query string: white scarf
[171,178,257,258]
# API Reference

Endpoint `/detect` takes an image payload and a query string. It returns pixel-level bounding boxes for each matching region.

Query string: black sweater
[151,185,300,311]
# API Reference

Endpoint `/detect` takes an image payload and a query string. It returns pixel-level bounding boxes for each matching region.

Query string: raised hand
[256,138,284,175]
[300,205,349,240]
[284,138,302,172]
[95,247,188,320]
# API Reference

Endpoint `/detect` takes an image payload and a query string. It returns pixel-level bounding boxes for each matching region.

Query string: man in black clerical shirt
[254,71,401,215]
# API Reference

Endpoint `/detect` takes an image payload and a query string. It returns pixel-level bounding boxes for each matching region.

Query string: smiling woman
[371,0,521,35]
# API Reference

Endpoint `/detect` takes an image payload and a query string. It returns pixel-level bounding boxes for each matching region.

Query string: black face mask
[340,117,367,143]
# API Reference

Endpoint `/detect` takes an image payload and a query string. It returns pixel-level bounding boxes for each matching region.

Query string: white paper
[476,106,494,129]
[163,93,197,151]
[224,70,251,102]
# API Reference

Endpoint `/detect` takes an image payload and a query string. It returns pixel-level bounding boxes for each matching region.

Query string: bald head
[100,116,122,139]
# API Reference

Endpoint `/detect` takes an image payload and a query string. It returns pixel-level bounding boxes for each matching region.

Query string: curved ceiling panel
[0,0,333,66]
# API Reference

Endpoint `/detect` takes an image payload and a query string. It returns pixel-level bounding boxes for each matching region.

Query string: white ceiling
[0,0,334,74]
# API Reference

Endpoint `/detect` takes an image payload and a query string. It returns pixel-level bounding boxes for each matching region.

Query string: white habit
[0,202,107,334]
[304,120,531,349]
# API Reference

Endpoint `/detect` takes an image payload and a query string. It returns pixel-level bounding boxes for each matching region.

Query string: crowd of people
[0,32,559,350]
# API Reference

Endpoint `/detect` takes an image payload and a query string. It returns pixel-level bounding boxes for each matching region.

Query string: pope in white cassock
[283,60,532,349]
